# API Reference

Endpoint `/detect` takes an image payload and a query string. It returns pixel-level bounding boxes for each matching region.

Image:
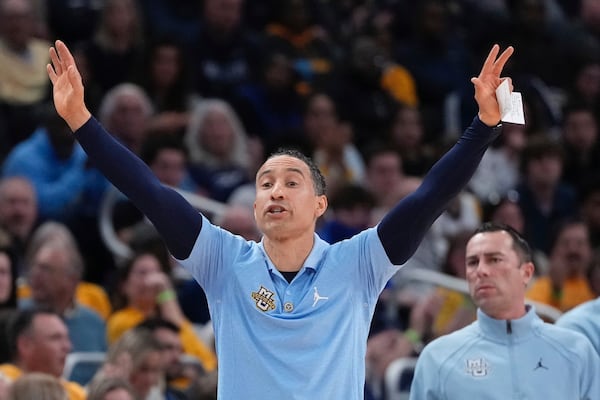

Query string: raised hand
[471,44,514,126]
[46,40,91,131]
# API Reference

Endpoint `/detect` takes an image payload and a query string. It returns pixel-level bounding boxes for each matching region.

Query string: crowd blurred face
[466,230,533,319]
[153,327,183,379]
[254,156,327,241]
[123,254,162,309]
[575,62,600,101]
[525,154,562,189]
[264,53,294,93]
[582,190,600,230]
[366,151,403,200]
[199,108,234,160]
[19,313,72,377]
[150,148,186,187]
[562,110,598,152]
[103,388,135,400]
[490,200,525,234]
[0,0,34,51]
[550,223,592,277]
[151,45,181,90]
[219,207,261,242]
[203,0,242,35]
[391,107,423,150]
[129,350,163,398]
[103,0,138,38]
[502,124,526,153]
[108,94,149,148]
[581,0,600,29]
[304,94,338,144]
[0,177,37,241]
[0,252,12,303]
[28,244,78,309]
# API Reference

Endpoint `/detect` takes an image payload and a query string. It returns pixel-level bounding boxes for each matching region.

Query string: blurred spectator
[527,219,596,311]
[2,104,108,223]
[0,308,85,400]
[336,35,412,147]
[0,0,50,155]
[184,99,251,202]
[137,38,198,137]
[107,251,217,374]
[395,0,472,142]
[317,184,374,244]
[91,328,166,400]
[46,0,103,46]
[560,102,600,192]
[86,376,136,400]
[136,318,209,396]
[97,83,154,155]
[0,176,37,273]
[8,372,67,400]
[363,144,408,217]
[580,177,600,251]
[0,247,17,310]
[468,122,526,204]
[189,0,264,103]
[234,51,305,153]
[82,0,145,95]
[22,221,112,320]
[516,136,578,254]
[563,59,600,120]
[21,223,107,384]
[305,93,366,194]
[263,0,339,92]
[139,0,201,49]
[387,104,437,177]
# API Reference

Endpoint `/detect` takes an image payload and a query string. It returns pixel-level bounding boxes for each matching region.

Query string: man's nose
[271,182,285,199]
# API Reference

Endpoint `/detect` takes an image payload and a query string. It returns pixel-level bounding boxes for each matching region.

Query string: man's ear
[522,261,535,286]
[315,195,328,218]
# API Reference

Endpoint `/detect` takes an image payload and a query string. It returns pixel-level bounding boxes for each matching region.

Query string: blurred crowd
[0,0,600,399]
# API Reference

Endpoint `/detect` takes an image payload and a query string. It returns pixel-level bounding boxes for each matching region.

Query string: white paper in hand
[495,79,525,125]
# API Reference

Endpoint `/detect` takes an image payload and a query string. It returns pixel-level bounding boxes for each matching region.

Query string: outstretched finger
[478,44,500,76]
[49,47,63,76]
[492,46,514,75]
[55,40,76,70]
[46,63,57,85]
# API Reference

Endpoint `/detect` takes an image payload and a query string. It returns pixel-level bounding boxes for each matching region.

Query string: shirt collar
[477,305,541,343]
[259,233,329,273]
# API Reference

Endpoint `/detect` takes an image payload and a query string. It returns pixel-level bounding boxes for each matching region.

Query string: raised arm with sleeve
[74,118,202,260]
[377,44,513,265]
[47,39,202,260]
[377,117,500,264]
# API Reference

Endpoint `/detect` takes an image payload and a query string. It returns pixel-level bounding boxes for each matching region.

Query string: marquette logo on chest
[251,286,276,312]
[465,358,490,377]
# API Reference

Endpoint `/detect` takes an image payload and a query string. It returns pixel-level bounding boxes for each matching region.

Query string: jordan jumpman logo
[312,287,329,307]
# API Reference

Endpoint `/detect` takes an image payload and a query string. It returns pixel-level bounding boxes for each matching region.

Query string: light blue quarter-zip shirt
[410,306,600,400]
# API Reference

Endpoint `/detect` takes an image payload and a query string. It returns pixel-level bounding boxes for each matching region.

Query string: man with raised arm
[47,40,512,399]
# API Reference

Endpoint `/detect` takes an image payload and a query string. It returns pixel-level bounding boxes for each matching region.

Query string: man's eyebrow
[257,167,305,179]
[466,251,504,260]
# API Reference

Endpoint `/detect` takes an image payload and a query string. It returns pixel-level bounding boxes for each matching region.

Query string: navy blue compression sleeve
[377,116,501,264]
[74,117,202,260]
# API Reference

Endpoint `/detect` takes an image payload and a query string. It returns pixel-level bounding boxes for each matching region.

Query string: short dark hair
[267,148,327,196]
[136,317,180,334]
[473,222,532,263]
[7,308,60,361]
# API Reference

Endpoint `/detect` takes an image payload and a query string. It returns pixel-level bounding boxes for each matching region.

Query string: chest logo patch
[465,358,490,377]
[251,285,276,312]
